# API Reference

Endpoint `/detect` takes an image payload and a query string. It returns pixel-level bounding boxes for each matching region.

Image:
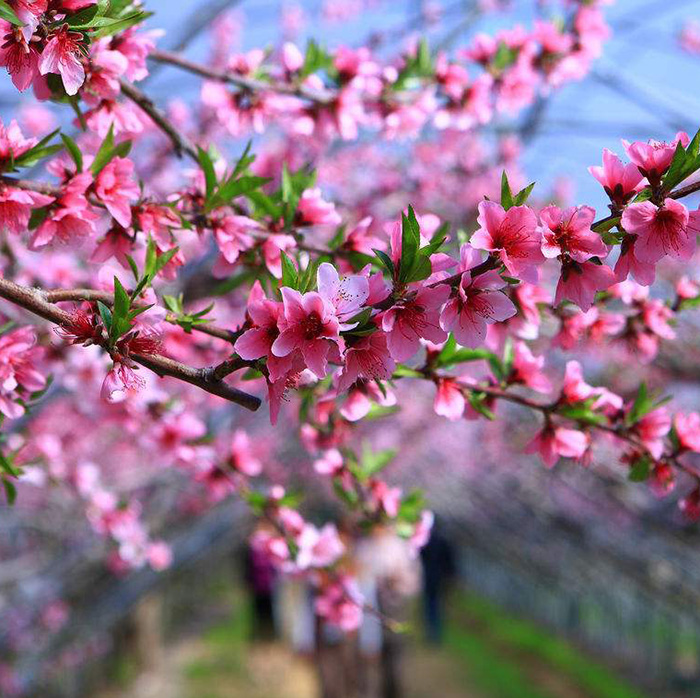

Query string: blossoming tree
[2,0,700,691]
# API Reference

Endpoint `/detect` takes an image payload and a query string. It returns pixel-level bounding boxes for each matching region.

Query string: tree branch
[119,79,199,161]
[0,278,261,411]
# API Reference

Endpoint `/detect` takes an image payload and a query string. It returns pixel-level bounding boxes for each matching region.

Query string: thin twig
[0,277,261,411]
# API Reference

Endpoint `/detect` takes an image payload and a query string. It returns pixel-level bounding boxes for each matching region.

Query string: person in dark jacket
[420,517,457,645]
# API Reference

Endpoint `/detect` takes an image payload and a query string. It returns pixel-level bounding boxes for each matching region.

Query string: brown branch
[119,79,199,161]
[0,277,261,412]
[149,49,335,105]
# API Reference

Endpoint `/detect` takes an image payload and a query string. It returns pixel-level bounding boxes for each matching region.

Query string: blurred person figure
[244,540,277,640]
[419,516,456,645]
[356,526,421,698]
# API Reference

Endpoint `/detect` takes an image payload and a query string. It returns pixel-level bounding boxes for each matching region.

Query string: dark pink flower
[675,412,700,453]
[588,148,645,207]
[39,25,86,96]
[94,157,139,228]
[381,285,450,362]
[526,425,589,468]
[540,205,607,262]
[439,244,516,347]
[0,185,53,234]
[271,287,341,379]
[622,132,690,183]
[336,330,395,393]
[555,260,615,311]
[471,201,543,283]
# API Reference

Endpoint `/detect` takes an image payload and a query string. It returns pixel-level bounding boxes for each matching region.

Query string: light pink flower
[511,341,552,394]
[0,23,40,90]
[434,378,465,421]
[272,287,341,379]
[381,285,450,362]
[0,326,45,419]
[315,577,364,632]
[614,236,656,286]
[295,523,345,569]
[314,448,344,476]
[621,199,694,264]
[94,157,139,228]
[317,262,369,326]
[675,412,700,453]
[229,430,263,476]
[213,214,260,264]
[471,201,543,283]
[39,25,86,95]
[297,188,342,227]
[526,425,589,468]
[439,244,516,347]
[100,362,144,403]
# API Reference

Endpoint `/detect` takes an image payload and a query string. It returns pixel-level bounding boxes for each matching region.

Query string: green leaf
[663,127,700,192]
[392,365,424,378]
[2,477,17,505]
[97,301,113,333]
[628,455,652,482]
[399,206,421,283]
[0,0,23,26]
[467,391,495,420]
[280,252,299,290]
[500,171,514,210]
[513,181,536,206]
[90,125,115,175]
[61,133,83,172]
[373,249,396,278]
[197,146,217,200]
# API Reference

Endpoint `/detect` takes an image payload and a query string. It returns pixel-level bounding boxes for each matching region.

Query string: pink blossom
[297,188,342,227]
[0,326,46,419]
[588,148,645,206]
[370,480,402,518]
[674,412,700,453]
[39,25,86,95]
[100,362,144,403]
[409,510,434,557]
[621,199,694,264]
[315,577,364,632]
[526,425,589,468]
[555,260,615,311]
[382,285,450,362]
[336,330,395,392]
[94,158,139,228]
[339,379,396,421]
[439,244,516,347]
[434,378,465,421]
[317,262,369,326]
[540,205,607,262]
[147,541,172,571]
[614,236,656,286]
[229,430,262,476]
[0,117,36,165]
[271,287,341,379]
[632,407,671,459]
[622,132,690,182]
[213,214,260,264]
[295,523,345,569]
[471,201,543,282]
[511,341,552,394]
[91,228,133,267]
[31,172,98,249]
[0,185,53,234]
[0,23,40,90]
[314,448,344,476]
